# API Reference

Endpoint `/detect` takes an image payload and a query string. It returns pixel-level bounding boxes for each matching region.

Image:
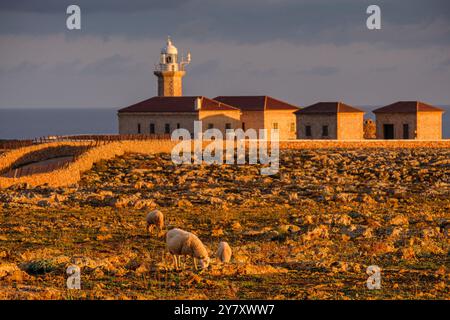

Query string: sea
[1,106,449,140]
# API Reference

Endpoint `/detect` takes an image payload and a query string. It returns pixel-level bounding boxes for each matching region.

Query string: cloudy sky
[0,0,449,109]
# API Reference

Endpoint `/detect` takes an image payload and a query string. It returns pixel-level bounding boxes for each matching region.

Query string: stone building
[373,101,444,140]
[295,102,364,140]
[118,38,301,139]
[118,96,241,136]
[214,96,299,140]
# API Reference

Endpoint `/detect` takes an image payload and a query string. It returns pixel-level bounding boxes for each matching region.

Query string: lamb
[216,241,232,263]
[145,210,164,236]
[166,228,210,270]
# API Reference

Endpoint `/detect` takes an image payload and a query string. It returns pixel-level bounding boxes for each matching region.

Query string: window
[225,123,232,130]
[177,123,181,129]
[150,123,155,134]
[322,125,329,137]
[272,122,279,130]
[290,122,295,133]
[208,123,214,129]
[165,123,170,134]
[242,122,246,130]
[137,123,141,134]
[403,124,409,139]
[305,125,312,137]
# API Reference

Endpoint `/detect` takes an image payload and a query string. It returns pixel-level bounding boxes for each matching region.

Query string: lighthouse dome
[161,36,178,55]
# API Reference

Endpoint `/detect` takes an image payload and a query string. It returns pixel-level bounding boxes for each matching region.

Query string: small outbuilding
[373,101,444,140]
[295,102,365,140]
[214,96,300,140]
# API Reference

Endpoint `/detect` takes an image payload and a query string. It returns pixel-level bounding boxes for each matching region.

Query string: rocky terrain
[0,148,449,299]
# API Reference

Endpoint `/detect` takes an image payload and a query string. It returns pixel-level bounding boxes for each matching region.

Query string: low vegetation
[0,148,448,299]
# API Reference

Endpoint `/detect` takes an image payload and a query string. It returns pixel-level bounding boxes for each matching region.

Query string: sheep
[216,241,232,263]
[146,210,164,237]
[166,228,210,270]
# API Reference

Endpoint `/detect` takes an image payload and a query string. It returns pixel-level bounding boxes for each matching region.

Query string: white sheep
[146,210,164,236]
[166,228,210,270]
[216,241,232,263]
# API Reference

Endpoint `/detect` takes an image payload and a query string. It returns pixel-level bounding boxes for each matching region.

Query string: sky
[0,0,449,109]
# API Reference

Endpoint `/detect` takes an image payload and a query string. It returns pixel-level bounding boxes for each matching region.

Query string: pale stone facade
[264,110,297,140]
[296,114,338,139]
[373,101,444,140]
[118,96,241,136]
[416,111,443,140]
[237,110,296,140]
[374,113,417,139]
[295,102,364,140]
[214,96,299,140]
[118,110,242,136]
[199,110,241,133]
[337,113,364,140]
[118,113,197,135]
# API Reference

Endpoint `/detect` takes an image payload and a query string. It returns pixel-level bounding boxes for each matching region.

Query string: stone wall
[154,70,185,96]
[375,113,417,139]
[296,114,338,139]
[337,113,364,140]
[280,140,450,149]
[118,113,198,135]
[264,110,297,140]
[0,145,88,174]
[240,111,265,134]
[0,142,91,173]
[198,109,242,135]
[1,139,448,188]
[417,111,443,140]
[118,110,242,136]
[0,140,178,188]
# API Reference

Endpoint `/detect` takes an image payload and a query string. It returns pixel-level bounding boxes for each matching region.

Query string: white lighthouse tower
[154,36,191,96]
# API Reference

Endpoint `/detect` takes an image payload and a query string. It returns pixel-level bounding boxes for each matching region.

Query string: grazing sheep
[166,228,210,270]
[146,210,164,236]
[216,241,232,263]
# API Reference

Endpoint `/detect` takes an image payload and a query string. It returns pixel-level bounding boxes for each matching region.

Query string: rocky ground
[0,148,449,299]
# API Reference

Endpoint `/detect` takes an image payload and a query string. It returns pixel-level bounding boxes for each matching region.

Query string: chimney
[195,97,202,110]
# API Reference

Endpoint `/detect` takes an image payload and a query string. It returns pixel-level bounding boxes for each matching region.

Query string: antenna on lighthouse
[181,51,191,70]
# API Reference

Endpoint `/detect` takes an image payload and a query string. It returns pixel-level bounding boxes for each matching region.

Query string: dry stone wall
[0,139,448,188]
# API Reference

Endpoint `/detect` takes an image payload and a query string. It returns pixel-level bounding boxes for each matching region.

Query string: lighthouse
[154,36,191,97]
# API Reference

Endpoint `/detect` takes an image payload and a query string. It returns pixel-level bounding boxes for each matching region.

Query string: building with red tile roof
[118,96,241,135]
[294,102,365,140]
[373,101,444,139]
[214,96,300,139]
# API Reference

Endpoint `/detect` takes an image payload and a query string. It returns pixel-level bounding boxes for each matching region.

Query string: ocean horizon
[1,106,449,140]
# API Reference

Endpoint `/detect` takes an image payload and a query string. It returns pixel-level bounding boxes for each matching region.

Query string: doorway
[383,124,394,139]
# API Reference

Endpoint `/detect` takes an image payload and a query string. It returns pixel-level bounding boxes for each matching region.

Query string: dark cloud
[0,61,41,75]
[0,0,449,47]
[0,0,188,13]
[189,59,221,76]
[0,1,450,108]
[299,66,340,76]
[79,54,146,76]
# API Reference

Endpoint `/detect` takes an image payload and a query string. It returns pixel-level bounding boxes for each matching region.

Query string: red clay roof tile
[295,102,364,114]
[373,101,444,113]
[118,96,239,113]
[214,96,299,111]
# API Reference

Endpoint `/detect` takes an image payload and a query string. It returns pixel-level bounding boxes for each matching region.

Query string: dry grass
[0,148,449,300]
